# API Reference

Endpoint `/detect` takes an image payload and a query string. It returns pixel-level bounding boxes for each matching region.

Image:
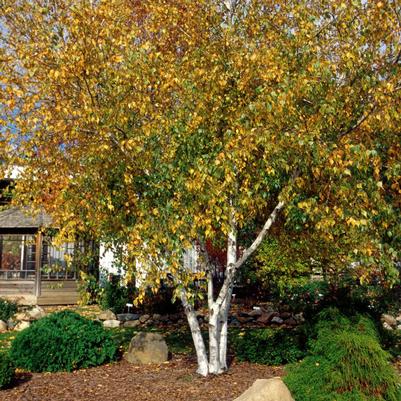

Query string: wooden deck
[0,280,79,305]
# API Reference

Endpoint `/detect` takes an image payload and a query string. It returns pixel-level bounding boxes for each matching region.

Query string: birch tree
[1,0,401,375]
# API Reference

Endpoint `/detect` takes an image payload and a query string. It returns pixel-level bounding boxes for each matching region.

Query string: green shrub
[141,285,180,315]
[100,275,135,314]
[332,273,401,316]
[78,272,102,305]
[284,310,401,401]
[0,353,14,389]
[253,238,311,297]
[282,280,331,317]
[232,328,305,365]
[380,328,401,359]
[0,298,17,322]
[10,311,117,372]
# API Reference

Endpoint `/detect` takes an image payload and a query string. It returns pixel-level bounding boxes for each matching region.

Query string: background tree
[1,0,400,375]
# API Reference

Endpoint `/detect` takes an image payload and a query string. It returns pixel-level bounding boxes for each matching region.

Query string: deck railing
[0,269,36,280]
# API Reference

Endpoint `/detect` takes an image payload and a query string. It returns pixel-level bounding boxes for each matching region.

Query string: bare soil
[1,356,284,401]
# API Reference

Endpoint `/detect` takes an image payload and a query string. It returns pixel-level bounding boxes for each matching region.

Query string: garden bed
[1,357,284,401]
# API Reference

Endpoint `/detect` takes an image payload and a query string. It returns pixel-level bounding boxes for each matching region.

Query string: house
[0,177,100,305]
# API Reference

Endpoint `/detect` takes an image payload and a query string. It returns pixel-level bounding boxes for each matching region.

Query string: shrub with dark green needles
[10,310,117,372]
[232,327,305,365]
[0,298,17,322]
[284,308,401,401]
[0,353,14,389]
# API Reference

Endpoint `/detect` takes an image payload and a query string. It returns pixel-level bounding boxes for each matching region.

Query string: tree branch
[338,106,376,139]
[215,200,284,309]
[234,201,284,270]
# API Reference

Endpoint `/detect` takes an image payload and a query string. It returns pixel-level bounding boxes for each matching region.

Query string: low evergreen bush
[10,311,117,372]
[0,353,14,389]
[0,298,17,322]
[100,275,135,314]
[380,327,401,359]
[232,328,305,365]
[284,309,401,401]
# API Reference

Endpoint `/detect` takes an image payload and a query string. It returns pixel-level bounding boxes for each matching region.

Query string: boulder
[230,317,241,327]
[239,312,251,318]
[27,306,46,320]
[248,309,263,318]
[259,303,275,313]
[383,322,393,331]
[152,313,162,321]
[257,312,277,324]
[238,316,254,324]
[123,320,141,328]
[124,332,168,364]
[14,321,30,331]
[381,314,397,328]
[117,313,140,322]
[271,316,284,325]
[14,312,31,321]
[0,320,8,333]
[234,378,295,401]
[294,313,305,323]
[103,319,121,328]
[139,314,151,324]
[284,318,297,327]
[98,309,117,321]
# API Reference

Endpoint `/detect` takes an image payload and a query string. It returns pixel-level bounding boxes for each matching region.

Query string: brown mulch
[1,357,285,401]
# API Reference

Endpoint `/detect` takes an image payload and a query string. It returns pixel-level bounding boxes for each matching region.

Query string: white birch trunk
[208,309,222,374]
[218,284,233,370]
[180,289,209,376]
[182,202,284,376]
[217,209,237,370]
[207,270,223,373]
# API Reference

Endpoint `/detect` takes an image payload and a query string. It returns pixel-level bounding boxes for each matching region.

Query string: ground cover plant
[10,311,117,372]
[284,308,401,401]
[0,353,14,389]
[0,332,15,355]
[0,298,17,322]
[231,327,305,365]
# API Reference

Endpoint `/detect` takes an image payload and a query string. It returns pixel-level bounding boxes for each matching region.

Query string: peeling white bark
[180,289,209,376]
[182,202,284,376]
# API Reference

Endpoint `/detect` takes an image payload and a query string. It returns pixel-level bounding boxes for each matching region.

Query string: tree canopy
[1,0,400,374]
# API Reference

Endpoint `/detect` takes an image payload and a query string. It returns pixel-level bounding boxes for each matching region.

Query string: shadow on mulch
[4,371,32,390]
[1,356,284,401]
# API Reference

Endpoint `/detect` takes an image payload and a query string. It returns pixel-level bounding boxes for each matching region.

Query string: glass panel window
[41,239,77,280]
[0,234,36,279]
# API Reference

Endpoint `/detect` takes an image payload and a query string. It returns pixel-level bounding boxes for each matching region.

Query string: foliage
[285,309,401,401]
[1,0,401,375]
[100,274,136,314]
[379,328,401,360]
[0,298,17,322]
[1,0,400,292]
[281,280,331,316]
[232,328,305,365]
[78,272,102,306]
[0,353,14,389]
[332,266,401,316]
[141,285,181,315]
[10,311,117,372]
[0,332,15,355]
[252,237,311,297]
